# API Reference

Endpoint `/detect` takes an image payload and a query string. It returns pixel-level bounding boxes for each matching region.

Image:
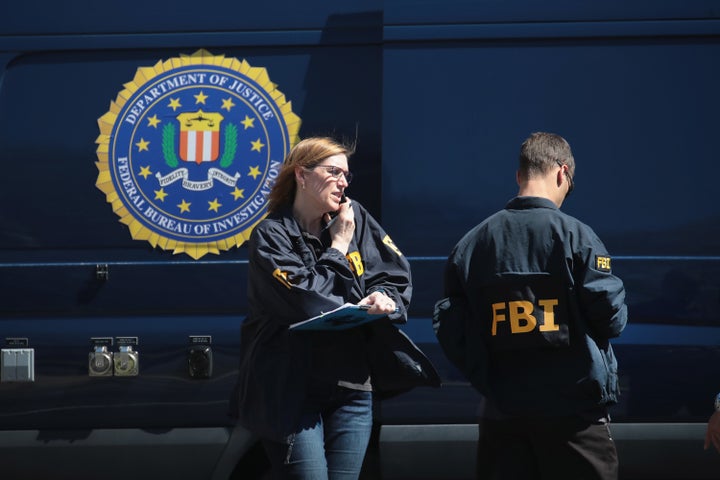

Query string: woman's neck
[292,202,323,237]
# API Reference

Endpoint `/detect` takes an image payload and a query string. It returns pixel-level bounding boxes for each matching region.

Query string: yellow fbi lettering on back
[491,299,560,335]
[272,268,293,290]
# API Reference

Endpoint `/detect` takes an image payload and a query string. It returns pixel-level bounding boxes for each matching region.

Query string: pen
[359,304,400,313]
[322,215,338,232]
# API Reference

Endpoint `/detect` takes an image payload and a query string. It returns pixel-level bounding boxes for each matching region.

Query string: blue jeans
[261,385,373,480]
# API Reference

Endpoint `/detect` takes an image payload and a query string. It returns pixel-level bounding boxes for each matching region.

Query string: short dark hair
[518,132,575,180]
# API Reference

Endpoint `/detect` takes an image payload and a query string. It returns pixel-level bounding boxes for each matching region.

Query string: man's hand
[704,411,720,453]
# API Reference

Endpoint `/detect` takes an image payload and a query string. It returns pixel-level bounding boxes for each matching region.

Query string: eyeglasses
[556,160,574,196]
[308,165,353,184]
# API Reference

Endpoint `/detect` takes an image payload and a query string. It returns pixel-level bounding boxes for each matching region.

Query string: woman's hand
[359,290,397,316]
[327,197,354,254]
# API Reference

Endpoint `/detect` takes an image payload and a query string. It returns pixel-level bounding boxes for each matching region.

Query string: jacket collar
[273,205,304,238]
[505,196,558,211]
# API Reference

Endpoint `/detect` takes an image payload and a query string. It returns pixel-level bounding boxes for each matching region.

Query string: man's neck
[517,177,564,207]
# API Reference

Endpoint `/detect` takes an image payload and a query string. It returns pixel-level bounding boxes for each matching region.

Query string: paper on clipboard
[289,303,386,331]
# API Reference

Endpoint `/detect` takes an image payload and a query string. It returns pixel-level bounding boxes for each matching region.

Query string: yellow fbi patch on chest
[346,251,364,276]
[595,255,612,272]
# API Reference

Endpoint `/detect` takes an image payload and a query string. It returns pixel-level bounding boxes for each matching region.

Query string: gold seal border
[95,49,301,259]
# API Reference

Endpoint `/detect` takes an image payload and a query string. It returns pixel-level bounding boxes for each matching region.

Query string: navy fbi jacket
[235,200,439,441]
[434,196,628,418]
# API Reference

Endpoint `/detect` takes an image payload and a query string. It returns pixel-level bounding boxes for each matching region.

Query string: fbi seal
[95,49,301,259]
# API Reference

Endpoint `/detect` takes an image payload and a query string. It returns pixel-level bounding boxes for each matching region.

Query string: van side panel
[1,1,719,479]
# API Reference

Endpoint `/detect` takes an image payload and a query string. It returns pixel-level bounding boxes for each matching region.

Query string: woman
[235,137,439,479]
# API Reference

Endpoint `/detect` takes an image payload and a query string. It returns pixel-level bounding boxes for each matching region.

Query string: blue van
[1,1,719,478]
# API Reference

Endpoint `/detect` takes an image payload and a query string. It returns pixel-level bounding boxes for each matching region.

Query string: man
[433,132,628,479]
[705,394,720,453]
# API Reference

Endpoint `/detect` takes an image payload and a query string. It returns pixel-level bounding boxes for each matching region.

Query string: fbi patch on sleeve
[595,255,612,272]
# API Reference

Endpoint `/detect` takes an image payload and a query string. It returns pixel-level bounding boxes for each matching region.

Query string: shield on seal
[176,110,225,164]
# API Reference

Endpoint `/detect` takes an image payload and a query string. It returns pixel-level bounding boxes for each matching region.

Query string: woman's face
[300,153,351,214]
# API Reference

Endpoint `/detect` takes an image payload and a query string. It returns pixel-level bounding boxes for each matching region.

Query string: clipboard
[289,303,386,331]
